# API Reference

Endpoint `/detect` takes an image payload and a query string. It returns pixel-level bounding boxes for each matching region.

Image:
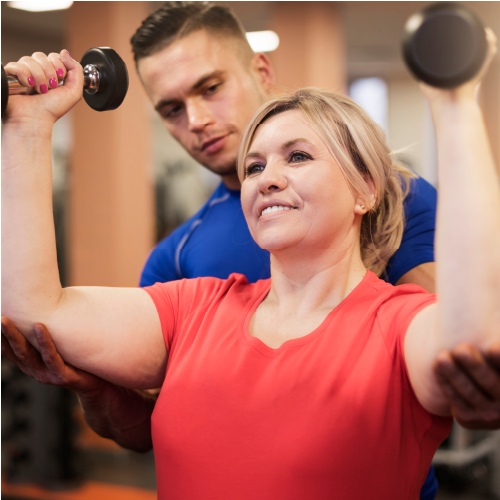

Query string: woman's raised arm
[404,29,500,416]
[1,50,166,389]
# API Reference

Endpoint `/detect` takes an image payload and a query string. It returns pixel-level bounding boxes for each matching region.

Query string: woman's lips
[202,134,230,155]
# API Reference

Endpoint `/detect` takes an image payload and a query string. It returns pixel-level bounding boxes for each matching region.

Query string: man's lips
[200,134,230,155]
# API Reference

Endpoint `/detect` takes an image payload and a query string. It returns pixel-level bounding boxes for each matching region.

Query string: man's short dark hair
[131,2,253,65]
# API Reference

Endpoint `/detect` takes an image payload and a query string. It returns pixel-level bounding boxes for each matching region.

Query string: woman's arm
[404,29,500,415]
[1,51,166,388]
[1,318,156,451]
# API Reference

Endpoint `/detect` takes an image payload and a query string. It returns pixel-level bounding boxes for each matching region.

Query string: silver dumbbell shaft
[6,64,100,96]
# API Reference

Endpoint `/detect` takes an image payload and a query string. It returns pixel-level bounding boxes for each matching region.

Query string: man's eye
[162,105,183,119]
[205,83,221,96]
[290,151,311,163]
[245,163,264,176]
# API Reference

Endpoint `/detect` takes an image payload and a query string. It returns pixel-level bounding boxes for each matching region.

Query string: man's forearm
[77,381,157,453]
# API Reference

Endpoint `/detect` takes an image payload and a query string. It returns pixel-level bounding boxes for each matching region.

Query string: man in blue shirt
[2,3,499,499]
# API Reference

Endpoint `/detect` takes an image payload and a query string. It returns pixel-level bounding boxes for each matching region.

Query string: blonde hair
[237,88,416,277]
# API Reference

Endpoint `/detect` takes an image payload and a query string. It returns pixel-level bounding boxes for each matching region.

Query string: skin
[1,30,500,463]
[138,30,274,190]
[241,112,371,348]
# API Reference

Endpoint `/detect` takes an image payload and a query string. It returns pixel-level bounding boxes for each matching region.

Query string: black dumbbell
[1,47,129,119]
[402,2,487,88]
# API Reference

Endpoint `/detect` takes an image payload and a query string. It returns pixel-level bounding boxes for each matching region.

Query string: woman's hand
[419,28,497,105]
[3,50,83,127]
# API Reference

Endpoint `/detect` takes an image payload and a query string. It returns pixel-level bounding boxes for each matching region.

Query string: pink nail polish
[28,77,35,86]
[49,77,57,88]
[66,50,72,59]
[56,68,64,78]
[40,83,48,94]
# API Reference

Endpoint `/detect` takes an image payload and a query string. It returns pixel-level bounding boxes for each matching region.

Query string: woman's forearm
[432,98,500,348]
[1,122,63,340]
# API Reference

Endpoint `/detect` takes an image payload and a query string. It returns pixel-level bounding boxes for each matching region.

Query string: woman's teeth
[261,205,295,216]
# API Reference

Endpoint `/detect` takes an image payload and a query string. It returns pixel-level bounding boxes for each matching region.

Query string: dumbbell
[1,47,129,119]
[402,2,487,88]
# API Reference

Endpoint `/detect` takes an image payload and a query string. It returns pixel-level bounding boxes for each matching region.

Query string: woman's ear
[354,179,376,215]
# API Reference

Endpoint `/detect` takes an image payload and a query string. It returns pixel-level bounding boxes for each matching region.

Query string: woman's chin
[257,236,301,253]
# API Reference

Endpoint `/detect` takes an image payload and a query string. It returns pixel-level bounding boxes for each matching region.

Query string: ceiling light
[246,31,280,53]
[8,1,73,12]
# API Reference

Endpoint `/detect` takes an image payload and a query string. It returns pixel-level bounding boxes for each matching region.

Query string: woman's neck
[267,241,367,316]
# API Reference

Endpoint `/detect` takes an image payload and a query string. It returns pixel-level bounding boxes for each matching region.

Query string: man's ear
[354,179,377,215]
[251,52,275,92]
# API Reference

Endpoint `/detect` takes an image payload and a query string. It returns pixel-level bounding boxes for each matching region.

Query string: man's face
[138,30,271,181]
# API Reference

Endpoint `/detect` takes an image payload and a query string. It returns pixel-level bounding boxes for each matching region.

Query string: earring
[361,205,365,210]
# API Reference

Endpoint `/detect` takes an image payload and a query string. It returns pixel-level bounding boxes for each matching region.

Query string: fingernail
[49,77,57,88]
[28,77,35,86]
[56,68,64,78]
[66,50,72,59]
[40,83,48,94]
[34,326,42,338]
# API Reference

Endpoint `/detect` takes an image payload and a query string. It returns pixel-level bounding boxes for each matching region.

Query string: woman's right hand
[3,49,83,127]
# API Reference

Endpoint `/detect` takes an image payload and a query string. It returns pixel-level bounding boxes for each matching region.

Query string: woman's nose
[257,161,288,193]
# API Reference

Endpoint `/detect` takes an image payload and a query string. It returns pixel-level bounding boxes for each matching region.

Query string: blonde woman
[2,32,498,499]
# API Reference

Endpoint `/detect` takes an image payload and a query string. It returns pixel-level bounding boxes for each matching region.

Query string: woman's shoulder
[363,271,436,330]
[144,273,269,308]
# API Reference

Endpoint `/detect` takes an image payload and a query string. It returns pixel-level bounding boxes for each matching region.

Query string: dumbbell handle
[6,64,100,96]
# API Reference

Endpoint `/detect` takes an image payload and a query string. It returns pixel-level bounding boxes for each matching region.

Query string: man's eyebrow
[154,70,226,112]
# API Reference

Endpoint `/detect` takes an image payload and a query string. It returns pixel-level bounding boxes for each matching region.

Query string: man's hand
[433,342,500,429]
[1,316,102,394]
[1,316,156,452]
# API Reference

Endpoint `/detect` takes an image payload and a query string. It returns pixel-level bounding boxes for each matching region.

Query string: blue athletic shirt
[140,175,439,500]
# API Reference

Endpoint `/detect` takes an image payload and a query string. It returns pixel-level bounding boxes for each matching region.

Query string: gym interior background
[1,2,500,499]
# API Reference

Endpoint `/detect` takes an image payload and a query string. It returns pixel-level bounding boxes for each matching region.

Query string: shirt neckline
[239,270,377,358]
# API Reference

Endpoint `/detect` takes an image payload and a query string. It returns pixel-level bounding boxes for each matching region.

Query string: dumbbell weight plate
[80,47,129,111]
[402,2,487,88]
[2,65,8,118]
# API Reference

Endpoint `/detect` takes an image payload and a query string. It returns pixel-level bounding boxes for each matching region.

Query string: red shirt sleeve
[143,276,232,354]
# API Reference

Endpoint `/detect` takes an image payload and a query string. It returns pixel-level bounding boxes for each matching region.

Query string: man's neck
[221,172,242,191]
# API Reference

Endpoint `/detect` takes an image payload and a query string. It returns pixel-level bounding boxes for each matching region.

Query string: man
[2,2,500,498]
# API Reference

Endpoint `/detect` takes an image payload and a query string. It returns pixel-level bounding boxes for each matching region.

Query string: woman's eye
[245,163,265,176]
[290,151,311,163]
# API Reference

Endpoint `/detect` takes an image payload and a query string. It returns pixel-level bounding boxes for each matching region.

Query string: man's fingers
[2,333,27,368]
[486,342,500,372]
[1,317,40,367]
[452,343,500,401]
[433,349,492,408]
[33,323,67,375]
[434,364,475,414]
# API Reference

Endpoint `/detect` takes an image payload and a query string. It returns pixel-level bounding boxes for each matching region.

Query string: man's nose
[187,99,215,132]
[257,160,288,193]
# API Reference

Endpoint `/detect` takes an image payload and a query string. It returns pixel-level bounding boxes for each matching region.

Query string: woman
[2,30,499,499]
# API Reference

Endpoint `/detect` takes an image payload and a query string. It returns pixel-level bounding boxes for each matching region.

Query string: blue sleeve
[139,237,181,287]
[139,215,200,287]
[385,176,437,285]
[420,466,438,500]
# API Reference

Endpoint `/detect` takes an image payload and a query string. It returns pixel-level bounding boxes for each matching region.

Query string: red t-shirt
[144,271,452,500]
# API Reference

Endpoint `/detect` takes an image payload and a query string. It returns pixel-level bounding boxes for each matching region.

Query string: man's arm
[1,317,155,452]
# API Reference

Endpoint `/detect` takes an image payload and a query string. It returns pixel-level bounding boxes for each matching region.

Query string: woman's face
[241,110,363,255]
